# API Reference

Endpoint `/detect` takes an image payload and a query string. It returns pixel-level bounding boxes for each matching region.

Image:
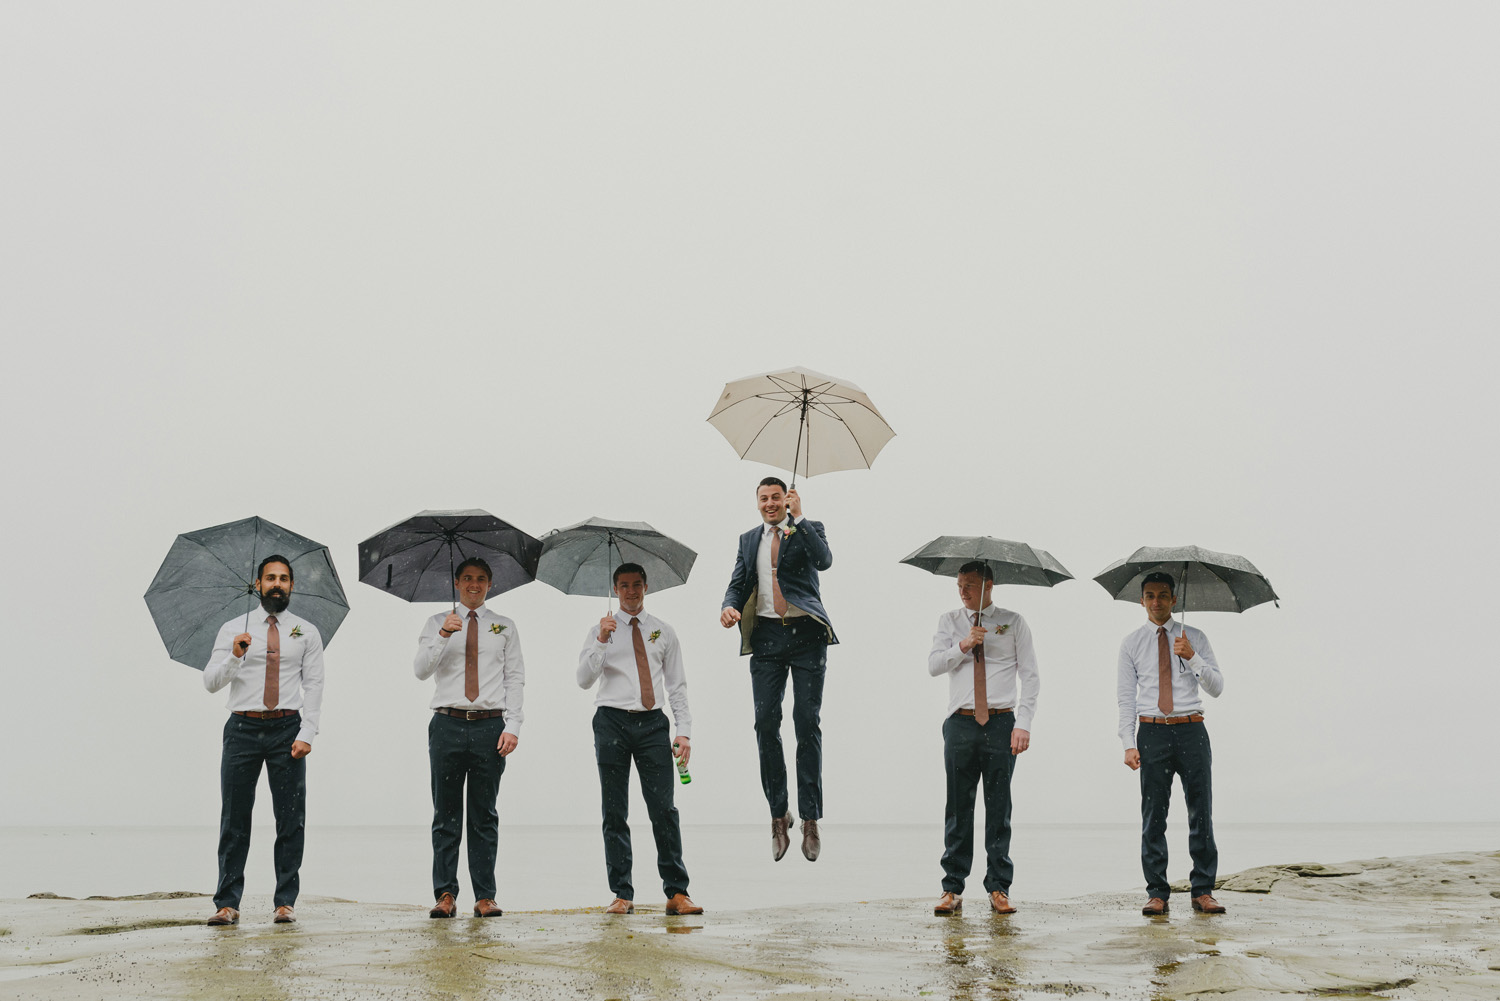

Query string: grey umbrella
[900,535,1074,587]
[1092,545,1279,614]
[357,509,542,610]
[144,515,350,670]
[537,517,697,613]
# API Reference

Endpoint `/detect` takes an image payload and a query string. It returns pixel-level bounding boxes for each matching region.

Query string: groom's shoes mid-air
[771,813,793,861]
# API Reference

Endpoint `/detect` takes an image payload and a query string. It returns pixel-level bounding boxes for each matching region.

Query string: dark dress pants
[940,712,1017,895]
[215,713,306,910]
[1137,720,1218,899]
[748,617,827,820]
[429,713,508,901]
[593,707,689,901]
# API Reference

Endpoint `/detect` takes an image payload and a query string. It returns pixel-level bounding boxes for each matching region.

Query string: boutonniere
[993,624,1010,636]
[490,623,505,634]
[649,629,662,644]
[289,625,303,639]
[782,524,797,537]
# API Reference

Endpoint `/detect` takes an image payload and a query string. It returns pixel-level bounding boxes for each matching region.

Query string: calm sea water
[3,823,1496,911]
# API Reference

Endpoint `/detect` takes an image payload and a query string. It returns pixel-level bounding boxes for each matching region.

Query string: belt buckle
[465,710,479,721]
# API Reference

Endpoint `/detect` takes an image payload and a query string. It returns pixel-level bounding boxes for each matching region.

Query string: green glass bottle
[674,742,691,785]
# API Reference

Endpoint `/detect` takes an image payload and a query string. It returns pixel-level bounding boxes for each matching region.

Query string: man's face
[256,562,293,613]
[454,568,491,610]
[757,485,787,524]
[956,572,991,611]
[1141,582,1176,623]
[613,572,647,612]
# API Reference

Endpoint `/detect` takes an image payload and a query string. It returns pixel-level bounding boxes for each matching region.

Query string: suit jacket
[721,519,838,655]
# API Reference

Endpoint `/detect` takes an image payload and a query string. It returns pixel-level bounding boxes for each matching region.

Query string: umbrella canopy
[707,367,895,485]
[537,517,697,598]
[1092,545,1279,613]
[144,515,350,670]
[900,535,1074,588]
[358,509,542,605]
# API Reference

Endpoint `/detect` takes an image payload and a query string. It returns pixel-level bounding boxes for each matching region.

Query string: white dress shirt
[413,603,525,736]
[755,514,808,619]
[576,609,692,738]
[204,606,326,746]
[928,602,1040,731]
[1116,618,1223,750]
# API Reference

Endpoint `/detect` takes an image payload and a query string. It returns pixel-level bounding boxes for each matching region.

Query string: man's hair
[257,555,293,582]
[613,562,648,587]
[455,557,493,581]
[1141,571,1176,594]
[957,560,994,582]
[757,476,788,494]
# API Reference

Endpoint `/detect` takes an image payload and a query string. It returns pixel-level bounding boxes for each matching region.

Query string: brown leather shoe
[1141,897,1168,915]
[989,890,1016,914]
[933,892,962,916]
[771,813,793,861]
[273,905,295,924]
[473,898,503,918]
[1192,894,1226,914]
[605,897,634,914]
[800,819,821,861]
[206,906,239,926]
[429,892,457,919]
[664,893,703,915]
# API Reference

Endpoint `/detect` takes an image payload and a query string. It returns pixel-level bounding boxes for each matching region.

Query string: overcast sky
[2,3,1497,833]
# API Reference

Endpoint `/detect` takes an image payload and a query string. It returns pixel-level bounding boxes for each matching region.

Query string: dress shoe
[429,892,457,919]
[273,906,295,924]
[473,898,503,918]
[800,819,821,861]
[1141,897,1168,916]
[1191,894,1226,914]
[605,898,634,915]
[664,893,703,915]
[989,891,1016,914]
[771,813,793,861]
[206,907,239,926]
[933,892,962,916]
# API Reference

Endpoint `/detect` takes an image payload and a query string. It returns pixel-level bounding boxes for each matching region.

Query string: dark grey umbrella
[1092,545,1279,614]
[144,515,350,670]
[537,517,697,611]
[900,535,1073,587]
[358,509,542,609]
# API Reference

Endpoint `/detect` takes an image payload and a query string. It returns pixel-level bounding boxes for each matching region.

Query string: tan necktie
[1157,625,1173,716]
[465,610,480,703]
[972,611,989,726]
[263,614,280,710]
[630,617,655,709]
[770,528,788,616]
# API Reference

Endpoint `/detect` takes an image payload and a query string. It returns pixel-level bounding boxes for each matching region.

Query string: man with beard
[202,555,325,926]
[414,557,524,919]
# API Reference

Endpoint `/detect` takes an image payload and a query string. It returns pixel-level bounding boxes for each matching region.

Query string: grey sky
[2,4,1497,831]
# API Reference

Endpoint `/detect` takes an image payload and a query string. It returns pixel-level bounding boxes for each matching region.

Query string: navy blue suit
[722,519,837,820]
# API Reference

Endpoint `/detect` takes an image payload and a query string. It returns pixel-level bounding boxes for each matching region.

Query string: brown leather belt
[233,709,299,719]
[958,707,1013,717]
[435,707,506,721]
[1139,714,1203,725]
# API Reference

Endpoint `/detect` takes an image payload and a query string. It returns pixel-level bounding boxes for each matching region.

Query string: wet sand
[2,850,1497,1000]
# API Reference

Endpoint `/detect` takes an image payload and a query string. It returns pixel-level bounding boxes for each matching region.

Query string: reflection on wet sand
[938,914,1022,1000]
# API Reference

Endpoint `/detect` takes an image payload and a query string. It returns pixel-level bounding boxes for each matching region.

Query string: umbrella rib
[408,541,451,601]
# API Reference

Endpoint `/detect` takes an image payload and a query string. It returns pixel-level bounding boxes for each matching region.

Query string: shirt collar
[963,602,1000,620]
[615,608,648,623]
[763,516,791,535]
[1148,617,1178,634]
[458,602,487,617]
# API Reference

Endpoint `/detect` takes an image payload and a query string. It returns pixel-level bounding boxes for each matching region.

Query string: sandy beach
[2,849,1497,1000]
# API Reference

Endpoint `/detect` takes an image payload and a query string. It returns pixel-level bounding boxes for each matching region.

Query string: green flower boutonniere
[289,625,303,639]
[649,629,662,643]
[993,623,1010,636]
[490,623,505,635]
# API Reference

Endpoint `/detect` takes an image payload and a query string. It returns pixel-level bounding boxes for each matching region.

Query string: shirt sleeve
[662,625,692,739]
[1012,615,1040,731]
[928,612,966,676]
[413,614,451,681]
[577,623,608,689]
[296,625,325,745]
[203,620,242,692]
[1117,637,1140,751]
[1187,628,1224,698]
[500,624,525,736]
